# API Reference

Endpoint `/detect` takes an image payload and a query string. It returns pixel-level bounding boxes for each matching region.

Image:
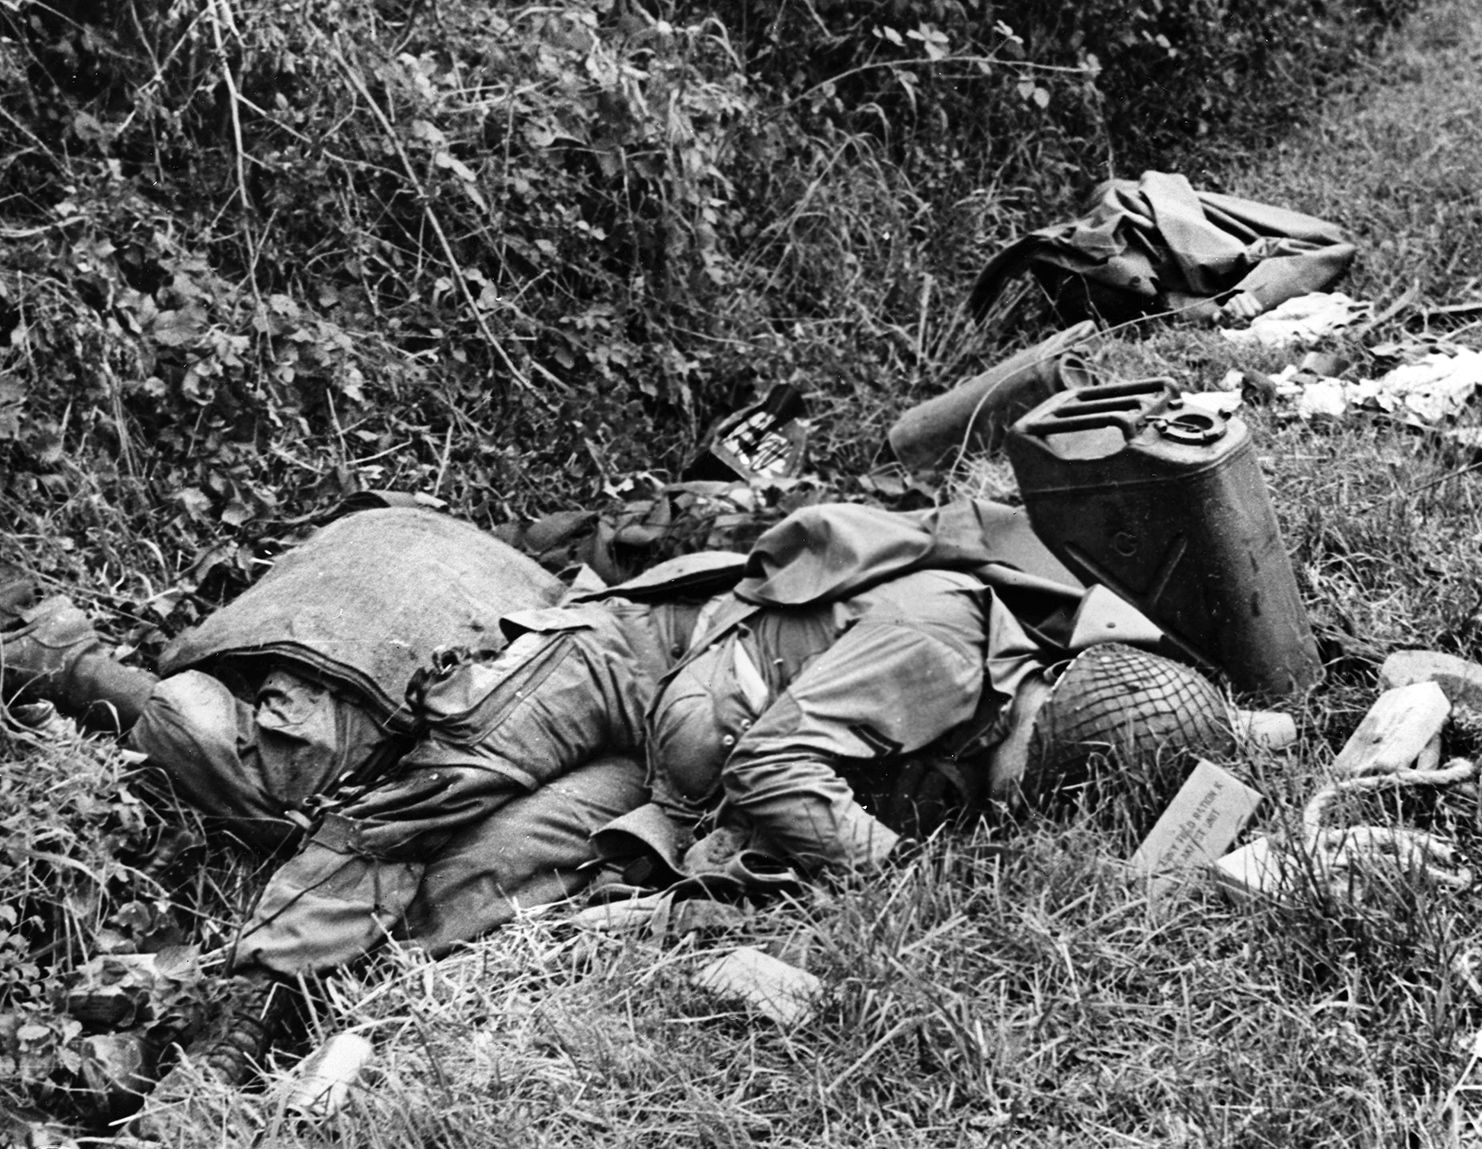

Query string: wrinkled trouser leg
[131,668,397,854]
[403,753,647,955]
[233,613,657,975]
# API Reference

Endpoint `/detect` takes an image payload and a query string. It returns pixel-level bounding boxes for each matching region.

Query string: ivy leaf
[220,499,254,527]
[177,487,211,521]
[152,308,204,348]
[339,364,367,403]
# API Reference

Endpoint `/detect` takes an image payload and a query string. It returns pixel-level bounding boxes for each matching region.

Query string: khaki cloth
[132,509,651,973]
[166,498,1144,975]
[590,496,1156,891]
[135,668,397,853]
[237,754,645,968]
[646,568,990,871]
[968,170,1357,325]
[232,600,678,974]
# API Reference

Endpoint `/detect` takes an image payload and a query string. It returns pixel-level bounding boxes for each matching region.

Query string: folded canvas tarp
[159,508,564,730]
[968,170,1357,327]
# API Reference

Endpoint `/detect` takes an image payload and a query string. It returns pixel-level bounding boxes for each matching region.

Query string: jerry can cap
[1149,405,1228,446]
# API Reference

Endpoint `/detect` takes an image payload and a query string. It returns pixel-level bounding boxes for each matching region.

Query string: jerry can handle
[1019,409,1146,438]
[1014,378,1178,442]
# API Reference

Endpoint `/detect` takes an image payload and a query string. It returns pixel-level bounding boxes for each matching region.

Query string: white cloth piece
[1220,291,1371,348]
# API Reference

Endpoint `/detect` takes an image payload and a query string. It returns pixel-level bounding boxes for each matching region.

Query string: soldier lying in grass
[0,496,1233,1099]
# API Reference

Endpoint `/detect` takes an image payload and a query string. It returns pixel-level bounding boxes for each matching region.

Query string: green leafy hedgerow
[0,0,1413,603]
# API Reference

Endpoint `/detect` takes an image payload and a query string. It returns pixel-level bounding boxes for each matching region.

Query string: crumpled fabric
[1367,348,1482,423]
[969,171,1356,326]
[236,753,647,972]
[134,667,399,853]
[738,499,1080,612]
[1277,347,1482,425]
[231,601,664,975]
[643,567,989,874]
[587,498,1161,899]
[1219,291,1372,348]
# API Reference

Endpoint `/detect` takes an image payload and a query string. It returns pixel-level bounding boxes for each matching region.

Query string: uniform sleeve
[719,587,985,871]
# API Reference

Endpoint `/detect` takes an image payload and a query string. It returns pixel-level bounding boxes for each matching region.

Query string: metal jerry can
[1005,379,1322,698]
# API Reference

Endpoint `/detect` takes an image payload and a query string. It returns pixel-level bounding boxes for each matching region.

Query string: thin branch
[328,41,538,398]
[206,0,252,216]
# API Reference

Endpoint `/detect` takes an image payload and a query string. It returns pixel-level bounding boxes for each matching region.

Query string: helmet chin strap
[984,672,1055,802]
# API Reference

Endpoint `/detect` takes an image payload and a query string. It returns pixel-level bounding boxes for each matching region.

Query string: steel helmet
[1022,642,1233,805]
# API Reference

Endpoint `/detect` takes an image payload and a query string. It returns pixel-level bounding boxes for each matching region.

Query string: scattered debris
[1215,681,1478,906]
[1211,837,1285,903]
[1216,315,1482,434]
[685,384,811,484]
[1329,681,1450,777]
[1286,370,1350,421]
[1231,709,1299,752]
[1219,291,1372,348]
[1380,649,1482,709]
[1303,757,1477,840]
[281,1032,375,1120]
[1273,345,1482,424]
[1363,348,1482,422]
[1240,351,1353,419]
[693,947,822,1027]
[1297,759,1477,902]
[1215,755,1478,906]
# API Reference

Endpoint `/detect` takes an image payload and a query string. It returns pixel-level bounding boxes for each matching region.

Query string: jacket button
[721,734,737,748]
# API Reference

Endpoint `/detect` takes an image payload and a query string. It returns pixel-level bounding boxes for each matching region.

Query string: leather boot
[158,970,294,1089]
[0,567,35,616]
[2,594,157,730]
[1,594,102,698]
[127,971,296,1140]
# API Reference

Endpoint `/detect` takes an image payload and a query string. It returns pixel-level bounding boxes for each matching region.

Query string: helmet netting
[1024,642,1233,804]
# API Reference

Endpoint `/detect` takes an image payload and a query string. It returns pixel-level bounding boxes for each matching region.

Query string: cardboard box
[694,946,821,1027]
[1211,837,1291,903]
[1129,759,1263,895]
